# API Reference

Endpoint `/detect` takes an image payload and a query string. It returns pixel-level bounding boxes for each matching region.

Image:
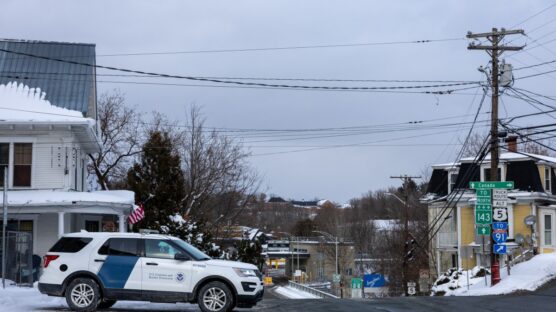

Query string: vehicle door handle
[146,262,158,266]
[94,259,105,263]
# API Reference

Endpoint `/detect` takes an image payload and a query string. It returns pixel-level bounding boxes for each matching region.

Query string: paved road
[252,281,556,312]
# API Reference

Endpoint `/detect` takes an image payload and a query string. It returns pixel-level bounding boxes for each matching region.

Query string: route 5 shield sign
[493,244,507,254]
[492,207,508,222]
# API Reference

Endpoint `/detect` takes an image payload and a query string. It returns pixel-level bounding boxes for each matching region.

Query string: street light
[312,230,338,276]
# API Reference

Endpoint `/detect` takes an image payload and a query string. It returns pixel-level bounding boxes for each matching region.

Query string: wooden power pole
[390,174,420,295]
[466,28,524,286]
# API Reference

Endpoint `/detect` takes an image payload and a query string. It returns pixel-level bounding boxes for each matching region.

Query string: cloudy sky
[2,0,556,203]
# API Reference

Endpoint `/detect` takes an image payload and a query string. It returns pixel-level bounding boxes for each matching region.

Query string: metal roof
[0,39,96,116]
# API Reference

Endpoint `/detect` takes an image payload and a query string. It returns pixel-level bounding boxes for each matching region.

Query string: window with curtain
[0,143,8,187]
[545,167,552,192]
[545,215,553,245]
[13,143,32,187]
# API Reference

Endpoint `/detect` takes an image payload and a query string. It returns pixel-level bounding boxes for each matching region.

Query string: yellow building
[423,147,556,278]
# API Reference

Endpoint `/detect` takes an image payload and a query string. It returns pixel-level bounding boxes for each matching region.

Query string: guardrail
[288,281,340,299]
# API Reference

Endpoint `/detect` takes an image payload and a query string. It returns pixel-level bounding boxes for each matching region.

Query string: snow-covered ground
[432,252,556,296]
[0,282,198,311]
[274,286,321,299]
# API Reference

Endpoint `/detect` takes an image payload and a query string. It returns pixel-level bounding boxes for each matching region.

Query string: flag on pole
[129,202,145,224]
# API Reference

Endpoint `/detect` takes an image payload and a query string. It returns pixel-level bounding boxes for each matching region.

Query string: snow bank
[0,283,195,311]
[275,286,321,299]
[0,190,135,206]
[0,82,93,124]
[432,253,556,296]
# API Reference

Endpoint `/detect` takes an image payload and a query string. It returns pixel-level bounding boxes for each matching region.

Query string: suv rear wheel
[198,281,233,312]
[65,278,101,312]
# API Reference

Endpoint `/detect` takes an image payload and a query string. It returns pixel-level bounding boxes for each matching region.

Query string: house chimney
[505,136,518,153]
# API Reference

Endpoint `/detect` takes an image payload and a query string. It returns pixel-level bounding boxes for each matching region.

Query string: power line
[511,2,556,28]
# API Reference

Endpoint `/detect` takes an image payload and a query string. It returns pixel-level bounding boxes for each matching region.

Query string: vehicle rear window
[98,238,140,256]
[49,237,93,253]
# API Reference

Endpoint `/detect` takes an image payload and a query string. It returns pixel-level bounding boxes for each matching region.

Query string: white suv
[38,232,264,312]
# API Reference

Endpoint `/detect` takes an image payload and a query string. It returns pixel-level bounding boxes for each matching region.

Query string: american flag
[129,202,145,224]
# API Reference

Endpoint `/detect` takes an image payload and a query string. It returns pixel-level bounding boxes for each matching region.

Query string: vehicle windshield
[173,239,211,261]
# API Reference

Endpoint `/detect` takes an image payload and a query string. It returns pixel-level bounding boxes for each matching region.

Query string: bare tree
[179,106,260,222]
[88,90,141,190]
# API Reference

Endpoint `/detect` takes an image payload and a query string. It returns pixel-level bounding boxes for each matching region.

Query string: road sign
[476,225,491,235]
[492,200,508,207]
[493,222,508,230]
[351,278,362,289]
[476,189,492,197]
[407,281,416,287]
[493,207,508,222]
[476,211,492,224]
[333,274,341,283]
[363,274,386,288]
[469,181,514,189]
[493,232,508,243]
[475,204,492,211]
[476,197,491,204]
[493,189,508,199]
[408,286,416,295]
[493,244,507,254]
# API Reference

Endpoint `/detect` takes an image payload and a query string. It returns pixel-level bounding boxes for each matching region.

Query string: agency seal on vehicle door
[176,272,185,283]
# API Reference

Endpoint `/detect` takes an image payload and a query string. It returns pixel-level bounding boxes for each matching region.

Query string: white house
[0,40,134,258]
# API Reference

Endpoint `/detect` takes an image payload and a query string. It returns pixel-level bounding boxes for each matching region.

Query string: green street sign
[475,211,492,224]
[476,197,491,204]
[476,189,492,197]
[476,225,491,236]
[351,278,362,289]
[476,204,492,211]
[469,181,514,189]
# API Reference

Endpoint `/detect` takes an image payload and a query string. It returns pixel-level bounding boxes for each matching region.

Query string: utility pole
[2,166,8,289]
[467,28,524,286]
[390,175,420,296]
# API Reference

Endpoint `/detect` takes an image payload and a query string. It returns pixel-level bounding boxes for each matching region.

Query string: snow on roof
[432,152,556,169]
[0,190,134,206]
[371,219,399,231]
[0,82,94,125]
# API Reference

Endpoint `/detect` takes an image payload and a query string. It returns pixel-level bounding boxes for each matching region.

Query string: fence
[1,231,34,286]
[288,281,339,299]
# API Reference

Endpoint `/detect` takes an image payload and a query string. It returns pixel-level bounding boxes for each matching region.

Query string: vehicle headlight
[234,267,257,277]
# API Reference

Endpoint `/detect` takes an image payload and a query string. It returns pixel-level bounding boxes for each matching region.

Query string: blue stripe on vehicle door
[98,255,139,289]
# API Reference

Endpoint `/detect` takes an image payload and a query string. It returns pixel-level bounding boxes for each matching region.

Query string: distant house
[0,40,134,260]
[422,140,556,277]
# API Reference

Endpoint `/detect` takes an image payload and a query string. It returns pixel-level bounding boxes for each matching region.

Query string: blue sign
[363,274,386,288]
[493,244,507,254]
[493,222,508,230]
[493,232,507,244]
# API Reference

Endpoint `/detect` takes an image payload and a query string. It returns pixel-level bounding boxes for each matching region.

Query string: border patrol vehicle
[38,232,264,312]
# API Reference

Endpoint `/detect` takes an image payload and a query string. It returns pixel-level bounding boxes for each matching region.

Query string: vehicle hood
[204,259,258,270]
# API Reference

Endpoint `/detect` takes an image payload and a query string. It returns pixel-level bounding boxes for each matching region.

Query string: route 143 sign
[492,207,508,222]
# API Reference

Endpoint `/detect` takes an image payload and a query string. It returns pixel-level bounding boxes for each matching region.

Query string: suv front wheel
[65,278,101,312]
[198,281,233,312]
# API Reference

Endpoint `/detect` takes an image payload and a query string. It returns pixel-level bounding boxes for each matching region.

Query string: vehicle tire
[97,299,117,309]
[197,281,233,312]
[65,278,101,312]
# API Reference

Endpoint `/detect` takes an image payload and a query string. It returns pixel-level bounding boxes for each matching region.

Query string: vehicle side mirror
[174,253,190,261]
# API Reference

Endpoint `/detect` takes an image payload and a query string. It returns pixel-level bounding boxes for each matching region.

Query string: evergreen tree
[127,130,186,230]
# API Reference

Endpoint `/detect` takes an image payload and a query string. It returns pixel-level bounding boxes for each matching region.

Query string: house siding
[460,206,475,270]
[513,203,532,239]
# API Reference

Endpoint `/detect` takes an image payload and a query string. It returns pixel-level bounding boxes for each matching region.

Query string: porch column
[58,211,65,237]
[118,213,126,233]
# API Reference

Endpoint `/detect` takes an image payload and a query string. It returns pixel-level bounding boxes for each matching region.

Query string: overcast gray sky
[2,0,556,203]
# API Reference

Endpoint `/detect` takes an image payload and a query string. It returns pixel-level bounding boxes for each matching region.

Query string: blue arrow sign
[493,244,507,254]
[493,232,507,244]
[492,222,508,230]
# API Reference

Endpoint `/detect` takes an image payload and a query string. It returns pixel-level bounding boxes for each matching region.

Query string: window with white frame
[483,167,502,182]
[0,142,33,187]
[448,172,458,193]
[545,214,552,245]
[545,167,552,192]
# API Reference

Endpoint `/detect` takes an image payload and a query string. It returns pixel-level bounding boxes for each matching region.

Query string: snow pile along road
[274,286,321,299]
[432,252,556,296]
[0,282,197,311]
